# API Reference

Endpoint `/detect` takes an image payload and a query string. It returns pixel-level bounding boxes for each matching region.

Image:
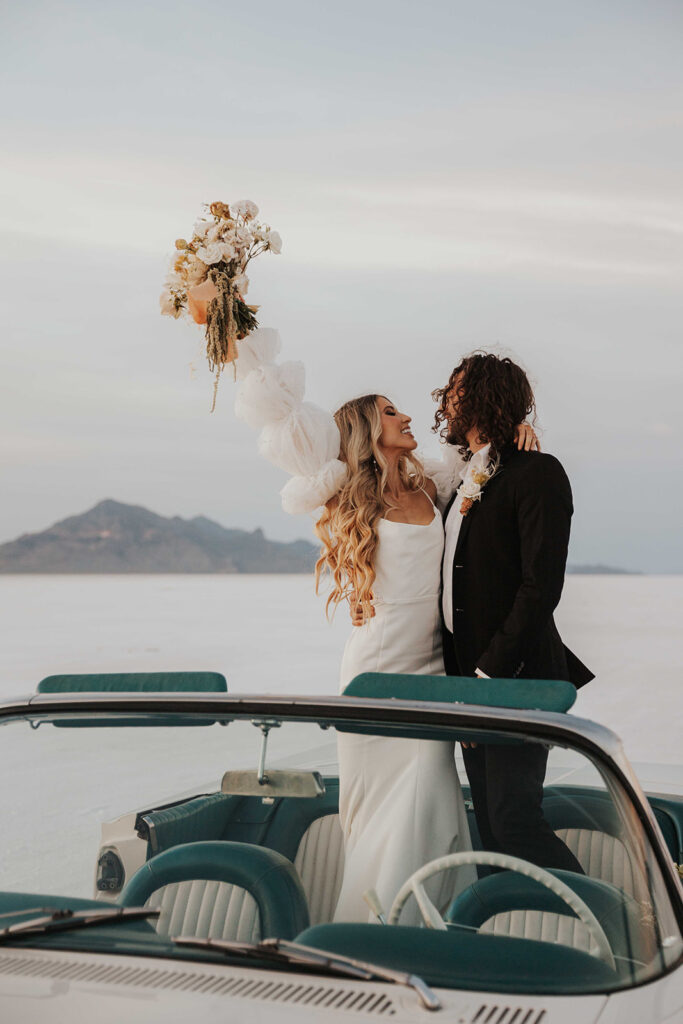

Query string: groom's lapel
[449,442,516,564]
[443,490,459,521]
[453,493,479,561]
[453,445,511,560]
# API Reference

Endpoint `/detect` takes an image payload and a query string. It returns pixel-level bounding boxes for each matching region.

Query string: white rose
[460,479,480,500]
[196,242,227,265]
[251,224,267,242]
[232,199,259,220]
[193,219,212,239]
[235,224,253,246]
[267,230,283,254]
[165,269,183,289]
[220,242,237,263]
[208,222,226,243]
[184,255,208,286]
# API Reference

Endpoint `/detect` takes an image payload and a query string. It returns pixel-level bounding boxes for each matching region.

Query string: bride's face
[376,397,417,454]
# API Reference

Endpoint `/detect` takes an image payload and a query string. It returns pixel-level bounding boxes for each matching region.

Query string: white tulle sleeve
[422,445,468,509]
[233,328,348,514]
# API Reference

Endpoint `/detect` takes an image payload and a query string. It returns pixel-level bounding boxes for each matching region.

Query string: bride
[231,330,535,926]
[315,393,474,925]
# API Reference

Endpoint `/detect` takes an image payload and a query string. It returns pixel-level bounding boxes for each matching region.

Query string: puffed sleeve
[233,328,348,514]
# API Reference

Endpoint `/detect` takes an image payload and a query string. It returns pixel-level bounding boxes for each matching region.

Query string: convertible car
[0,671,680,1022]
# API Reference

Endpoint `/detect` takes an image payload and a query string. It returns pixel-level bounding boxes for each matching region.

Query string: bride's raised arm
[421,447,468,511]
[232,328,349,515]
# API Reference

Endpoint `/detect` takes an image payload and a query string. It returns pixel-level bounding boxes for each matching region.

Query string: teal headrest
[37,672,227,694]
[343,673,576,712]
[337,673,576,742]
[35,672,228,727]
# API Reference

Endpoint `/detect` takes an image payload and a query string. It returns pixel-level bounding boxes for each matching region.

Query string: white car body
[0,687,680,1023]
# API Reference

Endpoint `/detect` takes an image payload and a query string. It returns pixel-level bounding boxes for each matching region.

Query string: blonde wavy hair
[315,394,426,622]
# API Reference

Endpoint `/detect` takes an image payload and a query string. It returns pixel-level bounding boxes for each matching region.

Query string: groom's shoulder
[506,449,571,487]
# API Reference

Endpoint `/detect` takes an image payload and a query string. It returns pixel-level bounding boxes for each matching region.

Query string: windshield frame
[0,687,679,934]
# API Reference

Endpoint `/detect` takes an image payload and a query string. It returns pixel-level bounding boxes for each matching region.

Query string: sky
[1,0,682,571]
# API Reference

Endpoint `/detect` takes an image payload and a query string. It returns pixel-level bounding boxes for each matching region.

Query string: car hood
[0,945,610,1023]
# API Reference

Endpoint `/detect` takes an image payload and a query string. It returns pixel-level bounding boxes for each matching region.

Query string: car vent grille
[0,952,397,1014]
[0,953,552,1021]
[470,1006,546,1024]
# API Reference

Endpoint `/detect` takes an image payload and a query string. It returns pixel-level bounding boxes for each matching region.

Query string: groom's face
[444,372,468,444]
[445,374,462,419]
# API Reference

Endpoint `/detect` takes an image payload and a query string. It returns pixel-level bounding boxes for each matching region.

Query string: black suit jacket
[442,445,593,688]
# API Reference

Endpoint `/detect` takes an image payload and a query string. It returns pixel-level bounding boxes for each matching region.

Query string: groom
[436,352,593,873]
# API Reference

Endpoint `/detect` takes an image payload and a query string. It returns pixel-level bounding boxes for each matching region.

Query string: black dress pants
[443,632,583,874]
[461,743,583,872]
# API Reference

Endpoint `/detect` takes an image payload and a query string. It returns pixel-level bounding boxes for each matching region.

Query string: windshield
[0,705,680,996]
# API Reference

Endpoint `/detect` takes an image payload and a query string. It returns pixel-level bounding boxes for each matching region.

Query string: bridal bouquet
[160,200,282,409]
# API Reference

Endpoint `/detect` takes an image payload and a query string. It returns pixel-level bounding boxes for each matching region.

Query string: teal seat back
[139,780,341,861]
[446,869,648,977]
[259,780,340,861]
[121,841,309,940]
[139,794,237,856]
[542,787,623,836]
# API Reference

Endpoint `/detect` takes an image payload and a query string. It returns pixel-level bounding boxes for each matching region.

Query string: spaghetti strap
[420,486,437,509]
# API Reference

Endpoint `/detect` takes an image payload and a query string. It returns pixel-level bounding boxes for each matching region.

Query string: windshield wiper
[173,935,441,1011]
[0,906,160,944]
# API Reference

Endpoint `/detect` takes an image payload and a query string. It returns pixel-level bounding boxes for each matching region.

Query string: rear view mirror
[221,769,325,799]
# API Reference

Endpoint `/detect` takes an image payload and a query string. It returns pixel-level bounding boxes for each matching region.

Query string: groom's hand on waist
[461,669,489,747]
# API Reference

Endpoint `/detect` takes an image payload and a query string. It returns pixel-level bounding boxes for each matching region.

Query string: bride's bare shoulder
[423,478,438,502]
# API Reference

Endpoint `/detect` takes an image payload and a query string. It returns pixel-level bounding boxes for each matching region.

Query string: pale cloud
[3,152,682,280]
[645,422,676,439]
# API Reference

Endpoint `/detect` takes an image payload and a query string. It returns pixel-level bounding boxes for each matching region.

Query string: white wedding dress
[333,491,476,926]
[228,329,475,927]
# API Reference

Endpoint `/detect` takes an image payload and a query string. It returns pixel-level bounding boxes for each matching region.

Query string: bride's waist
[372,593,440,607]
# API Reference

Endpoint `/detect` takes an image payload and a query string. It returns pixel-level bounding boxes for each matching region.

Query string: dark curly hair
[432,352,535,454]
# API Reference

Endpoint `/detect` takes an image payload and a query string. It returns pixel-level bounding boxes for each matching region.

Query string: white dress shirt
[441,443,491,636]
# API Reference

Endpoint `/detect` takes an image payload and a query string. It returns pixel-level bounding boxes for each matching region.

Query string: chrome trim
[140,815,158,855]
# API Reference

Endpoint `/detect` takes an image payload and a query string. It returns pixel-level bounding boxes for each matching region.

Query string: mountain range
[0,500,639,575]
[0,500,319,574]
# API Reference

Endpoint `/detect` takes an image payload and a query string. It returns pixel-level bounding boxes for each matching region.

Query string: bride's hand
[514,422,541,451]
[350,595,375,627]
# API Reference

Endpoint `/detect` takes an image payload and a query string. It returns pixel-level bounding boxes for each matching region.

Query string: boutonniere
[458,453,501,516]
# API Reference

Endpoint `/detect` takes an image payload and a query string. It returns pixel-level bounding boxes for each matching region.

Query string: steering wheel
[388,851,616,969]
